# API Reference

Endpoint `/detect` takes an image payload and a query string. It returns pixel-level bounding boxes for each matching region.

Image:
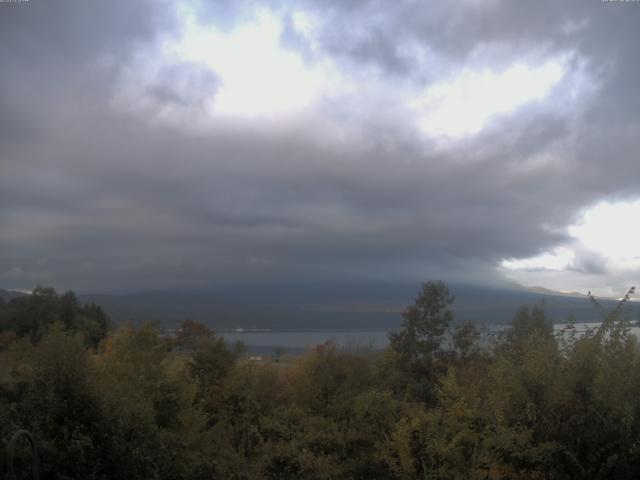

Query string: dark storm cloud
[0,0,169,63]
[145,62,221,107]
[1,0,639,292]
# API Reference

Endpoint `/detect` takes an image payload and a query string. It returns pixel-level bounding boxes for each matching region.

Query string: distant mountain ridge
[0,289,28,302]
[3,282,632,330]
[72,282,634,331]
[520,285,588,299]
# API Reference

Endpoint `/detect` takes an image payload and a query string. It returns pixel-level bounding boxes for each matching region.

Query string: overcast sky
[1,0,639,295]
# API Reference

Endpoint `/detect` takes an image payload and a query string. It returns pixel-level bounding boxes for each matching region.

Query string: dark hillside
[78,282,630,329]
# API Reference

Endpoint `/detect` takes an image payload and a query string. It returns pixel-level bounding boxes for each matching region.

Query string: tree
[59,290,79,330]
[190,336,238,400]
[93,323,205,480]
[7,325,106,479]
[10,286,59,341]
[0,287,109,347]
[451,321,482,361]
[76,301,109,348]
[173,319,215,352]
[388,280,454,403]
[505,304,553,348]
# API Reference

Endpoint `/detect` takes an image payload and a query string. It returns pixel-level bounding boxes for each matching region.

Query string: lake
[220,329,390,355]
[220,322,640,355]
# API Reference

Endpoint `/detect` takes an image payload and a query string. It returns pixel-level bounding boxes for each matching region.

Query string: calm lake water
[220,322,640,355]
[220,329,390,355]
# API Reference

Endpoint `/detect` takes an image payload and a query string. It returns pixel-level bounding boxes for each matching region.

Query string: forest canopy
[1,282,639,479]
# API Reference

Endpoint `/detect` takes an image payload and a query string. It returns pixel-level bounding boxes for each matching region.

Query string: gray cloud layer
[1,0,639,292]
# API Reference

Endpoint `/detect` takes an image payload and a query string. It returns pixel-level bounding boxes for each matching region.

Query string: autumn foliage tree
[2,282,640,479]
[388,280,455,403]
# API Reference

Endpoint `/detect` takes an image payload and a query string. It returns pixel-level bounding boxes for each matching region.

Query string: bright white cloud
[412,59,566,138]
[569,199,640,270]
[501,247,575,271]
[169,8,325,117]
[113,5,355,127]
[500,199,640,295]
[114,4,577,144]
